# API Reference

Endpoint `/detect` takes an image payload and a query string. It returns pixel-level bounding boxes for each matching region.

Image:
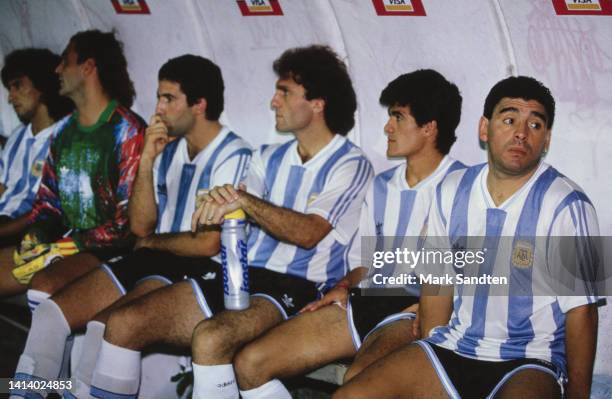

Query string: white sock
[68,321,106,399]
[239,379,291,399]
[192,363,239,399]
[90,339,141,398]
[12,299,70,396]
[26,289,50,312]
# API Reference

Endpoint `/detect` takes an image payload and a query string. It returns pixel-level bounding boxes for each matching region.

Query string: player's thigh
[494,368,561,399]
[30,252,101,294]
[334,343,447,399]
[239,303,355,379]
[0,245,24,296]
[94,277,167,323]
[107,280,207,347]
[208,296,284,340]
[349,318,417,381]
[52,266,126,329]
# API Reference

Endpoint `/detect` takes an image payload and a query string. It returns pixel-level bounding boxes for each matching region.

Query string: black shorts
[417,341,564,398]
[87,246,132,262]
[249,267,321,319]
[102,248,224,317]
[347,289,418,349]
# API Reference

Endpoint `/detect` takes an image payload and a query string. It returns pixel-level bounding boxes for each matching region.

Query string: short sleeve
[152,154,161,205]
[547,196,601,313]
[241,148,266,198]
[307,157,373,243]
[347,195,374,272]
[212,147,252,188]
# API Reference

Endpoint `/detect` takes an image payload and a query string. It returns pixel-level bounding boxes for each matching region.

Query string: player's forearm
[128,158,158,237]
[0,213,30,238]
[239,191,331,249]
[419,284,453,338]
[140,230,221,257]
[565,304,598,399]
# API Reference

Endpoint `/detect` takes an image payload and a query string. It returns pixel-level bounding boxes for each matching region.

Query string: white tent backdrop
[1,0,611,376]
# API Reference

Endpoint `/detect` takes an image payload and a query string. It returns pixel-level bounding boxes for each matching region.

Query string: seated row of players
[1,28,600,399]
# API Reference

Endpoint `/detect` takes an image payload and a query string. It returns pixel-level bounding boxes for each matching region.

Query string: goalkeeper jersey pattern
[28,100,145,249]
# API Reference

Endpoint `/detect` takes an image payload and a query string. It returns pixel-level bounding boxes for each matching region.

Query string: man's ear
[423,120,438,138]
[478,116,489,144]
[81,58,96,76]
[192,98,207,116]
[310,98,325,115]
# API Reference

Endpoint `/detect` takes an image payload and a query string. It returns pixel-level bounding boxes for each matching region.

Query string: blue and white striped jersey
[244,134,373,285]
[349,157,466,292]
[153,126,251,234]
[0,117,69,218]
[426,161,600,374]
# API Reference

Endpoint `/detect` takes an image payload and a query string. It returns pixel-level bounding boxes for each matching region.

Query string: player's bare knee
[234,344,271,389]
[192,318,234,363]
[104,306,142,347]
[29,269,56,295]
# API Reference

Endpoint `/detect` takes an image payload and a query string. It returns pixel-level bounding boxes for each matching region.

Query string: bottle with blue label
[220,209,249,310]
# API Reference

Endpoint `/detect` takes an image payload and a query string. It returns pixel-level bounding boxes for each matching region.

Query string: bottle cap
[224,209,246,220]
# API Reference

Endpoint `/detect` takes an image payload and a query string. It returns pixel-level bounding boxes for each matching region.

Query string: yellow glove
[12,238,79,284]
[18,233,41,255]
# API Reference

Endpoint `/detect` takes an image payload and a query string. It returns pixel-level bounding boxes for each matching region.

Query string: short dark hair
[2,48,74,121]
[379,69,462,155]
[483,76,555,128]
[273,45,356,136]
[69,29,135,108]
[158,55,224,121]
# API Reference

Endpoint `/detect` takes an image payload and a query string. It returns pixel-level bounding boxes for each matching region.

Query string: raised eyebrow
[498,106,519,115]
[275,83,289,91]
[531,111,547,123]
[388,109,403,117]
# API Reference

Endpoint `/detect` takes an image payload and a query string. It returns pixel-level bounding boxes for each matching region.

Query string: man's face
[270,77,314,133]
[55,44,85,97]
[6,75,42,123]
[155,80,195,137]
[480,97,551,177]
[384,104,428,158]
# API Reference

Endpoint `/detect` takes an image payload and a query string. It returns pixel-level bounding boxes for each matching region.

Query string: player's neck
[486,164,538,207]
[404,149,444,188]
[74,85,112,127]
[294,123,335,164]
[185,119,222,161]
[30,104,54,135]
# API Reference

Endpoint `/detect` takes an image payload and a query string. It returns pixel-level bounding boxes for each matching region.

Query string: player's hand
[191,185,242,231]
[300,284,350,313]
[142,115,169,161]
[0,183,6,197]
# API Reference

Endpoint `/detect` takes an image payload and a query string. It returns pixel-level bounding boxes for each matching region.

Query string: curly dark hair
[158,55,224,121]
[69,29,135,108]
[483,76,555,128]
[2,48,74,121]
[273,45,356,136]
[379,69,462,155]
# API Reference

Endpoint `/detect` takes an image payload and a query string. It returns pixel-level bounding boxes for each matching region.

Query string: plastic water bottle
[220,209,249,310]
